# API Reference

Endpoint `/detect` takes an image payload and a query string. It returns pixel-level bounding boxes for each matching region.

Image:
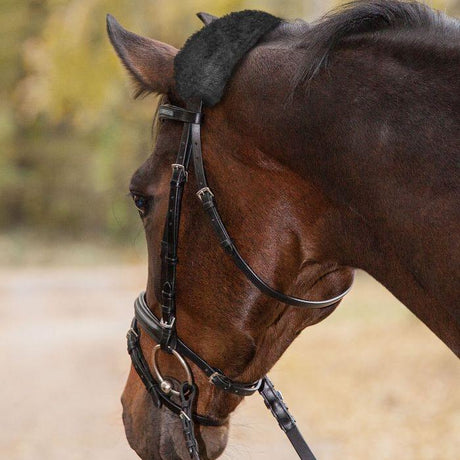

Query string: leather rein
[126,99,352,459]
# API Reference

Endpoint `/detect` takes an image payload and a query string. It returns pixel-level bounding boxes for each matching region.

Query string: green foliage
[0,0,458,243]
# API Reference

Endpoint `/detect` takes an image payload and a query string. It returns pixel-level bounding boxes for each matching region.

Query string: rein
[127,99,352,459]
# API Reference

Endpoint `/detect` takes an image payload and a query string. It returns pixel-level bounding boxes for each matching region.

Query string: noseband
[127,99,352,459]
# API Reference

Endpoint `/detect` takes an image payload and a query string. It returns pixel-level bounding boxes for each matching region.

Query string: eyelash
[130,193,151,216]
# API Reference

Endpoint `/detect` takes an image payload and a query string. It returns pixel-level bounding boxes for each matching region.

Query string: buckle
[126,327,139,340]
[171,164,188,181]
[179,410,191,422]
[208,371,221,384]
[160,317,176,329]
[208,371,231,390]
[196,187,214,201]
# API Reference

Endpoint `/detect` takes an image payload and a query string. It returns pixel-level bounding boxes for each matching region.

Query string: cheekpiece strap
[184,99,353,309]
[179,383,200,459]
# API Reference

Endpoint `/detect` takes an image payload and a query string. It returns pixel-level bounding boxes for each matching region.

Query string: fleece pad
[174,10,281,107]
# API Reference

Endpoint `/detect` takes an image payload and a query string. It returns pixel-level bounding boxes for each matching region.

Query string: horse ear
[106,14,177,96]
[196,12,218,25]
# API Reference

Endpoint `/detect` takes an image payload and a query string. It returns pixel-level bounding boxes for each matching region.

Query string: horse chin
[121,390,160,459]
[199,424,229,459]
[161,410,229,460]
[122,390,229,460]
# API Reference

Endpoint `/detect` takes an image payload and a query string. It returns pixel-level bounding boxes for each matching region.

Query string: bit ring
[152,345,193,396]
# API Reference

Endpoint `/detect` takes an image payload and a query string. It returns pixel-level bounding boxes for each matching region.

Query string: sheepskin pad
[174,10,281,107]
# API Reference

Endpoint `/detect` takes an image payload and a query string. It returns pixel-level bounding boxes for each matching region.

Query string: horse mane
[296,0,455,84]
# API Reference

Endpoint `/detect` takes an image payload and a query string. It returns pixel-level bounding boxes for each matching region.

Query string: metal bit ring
[152,345,193,396]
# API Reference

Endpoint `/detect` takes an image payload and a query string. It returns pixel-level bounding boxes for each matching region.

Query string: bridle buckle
[171,163,188,181]
[160,317,176,329]
[196,187,214,201]
[179,410,191,422]
[126,327,138,339]
[208,371,221,384]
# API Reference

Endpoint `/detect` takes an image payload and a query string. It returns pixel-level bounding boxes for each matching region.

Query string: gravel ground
[1,266,458,459]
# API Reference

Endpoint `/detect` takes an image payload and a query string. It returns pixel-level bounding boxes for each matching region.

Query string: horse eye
[131,193,150,216]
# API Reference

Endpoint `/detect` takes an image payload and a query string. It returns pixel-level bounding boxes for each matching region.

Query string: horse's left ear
[106,14,177,95]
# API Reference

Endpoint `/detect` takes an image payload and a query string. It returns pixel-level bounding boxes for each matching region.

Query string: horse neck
[279,37,460,355]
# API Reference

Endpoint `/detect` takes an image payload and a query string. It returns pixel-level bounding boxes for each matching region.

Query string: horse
[107,1,459,458]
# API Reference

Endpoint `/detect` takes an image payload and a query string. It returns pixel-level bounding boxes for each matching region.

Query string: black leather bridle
[126,99,352,459]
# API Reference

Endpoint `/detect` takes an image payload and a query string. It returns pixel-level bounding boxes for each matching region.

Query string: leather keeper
[165,256,178,265]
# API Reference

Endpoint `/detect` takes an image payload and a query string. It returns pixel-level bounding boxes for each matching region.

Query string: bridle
[126,99,352,459]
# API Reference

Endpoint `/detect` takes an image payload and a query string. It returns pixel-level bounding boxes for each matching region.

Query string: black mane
[297,0,456,83]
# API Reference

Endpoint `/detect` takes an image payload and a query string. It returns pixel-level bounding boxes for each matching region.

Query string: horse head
[107,10,353,460]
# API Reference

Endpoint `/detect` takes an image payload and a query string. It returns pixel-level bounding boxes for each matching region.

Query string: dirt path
[1,266,458,459]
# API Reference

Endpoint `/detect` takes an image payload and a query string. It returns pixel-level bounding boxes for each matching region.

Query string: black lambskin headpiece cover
[174,10,281,107]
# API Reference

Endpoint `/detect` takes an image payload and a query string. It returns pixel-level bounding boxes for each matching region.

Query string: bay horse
[107,1,459,458]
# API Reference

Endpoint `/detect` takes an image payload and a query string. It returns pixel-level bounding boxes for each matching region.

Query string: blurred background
[1,0,459,459]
